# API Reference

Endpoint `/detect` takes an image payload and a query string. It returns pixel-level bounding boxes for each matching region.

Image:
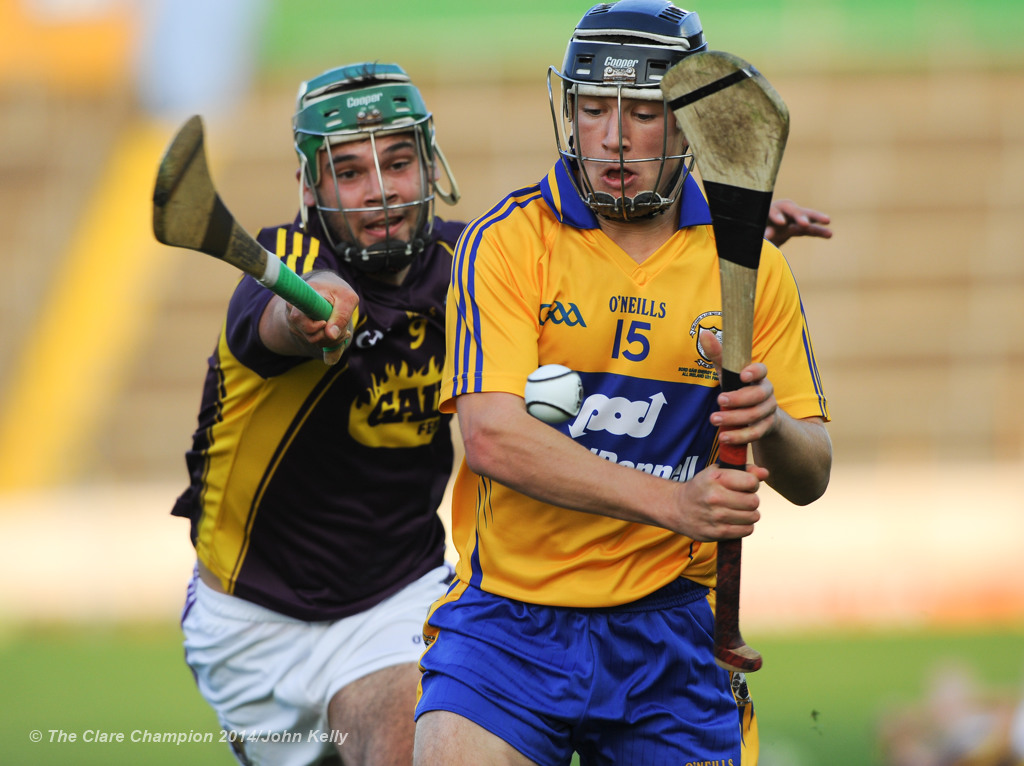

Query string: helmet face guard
[549,0,707,222]
[293,63,459,273]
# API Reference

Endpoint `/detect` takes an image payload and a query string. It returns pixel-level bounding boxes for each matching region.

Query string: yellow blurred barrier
[0,120,175,489]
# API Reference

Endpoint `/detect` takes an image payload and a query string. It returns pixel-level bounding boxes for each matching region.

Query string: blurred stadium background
[0,0,1022,764]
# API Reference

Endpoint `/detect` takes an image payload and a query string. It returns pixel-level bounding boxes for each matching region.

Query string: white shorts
[181,565,452,766]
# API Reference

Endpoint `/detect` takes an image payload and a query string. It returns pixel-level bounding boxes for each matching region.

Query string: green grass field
[258,0,1022,79]
[2,621,1021,765]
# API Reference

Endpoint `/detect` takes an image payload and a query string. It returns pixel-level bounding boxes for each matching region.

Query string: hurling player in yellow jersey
[414,2,832,765]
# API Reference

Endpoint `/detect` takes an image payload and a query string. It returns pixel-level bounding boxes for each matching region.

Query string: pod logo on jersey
[539,302,587,327]
[348,359,443,447]
[568,392,666,439]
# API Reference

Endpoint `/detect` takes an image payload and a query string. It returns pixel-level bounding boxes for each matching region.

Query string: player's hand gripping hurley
[662,51,790,673]
[153,115,340,334]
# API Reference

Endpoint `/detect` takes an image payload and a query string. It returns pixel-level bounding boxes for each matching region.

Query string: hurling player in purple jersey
[173,62,463,766]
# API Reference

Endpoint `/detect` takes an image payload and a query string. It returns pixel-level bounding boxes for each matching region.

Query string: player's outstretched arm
[765,199,833,247]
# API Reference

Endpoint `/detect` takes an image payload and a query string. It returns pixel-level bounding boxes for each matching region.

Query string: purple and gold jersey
[172,215,464,622]
[441,162,829,608]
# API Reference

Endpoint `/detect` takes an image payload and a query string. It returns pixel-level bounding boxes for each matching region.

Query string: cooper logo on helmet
[347,93,384,108]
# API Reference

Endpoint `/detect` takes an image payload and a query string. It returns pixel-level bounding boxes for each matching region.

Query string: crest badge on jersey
[690,311,723,370]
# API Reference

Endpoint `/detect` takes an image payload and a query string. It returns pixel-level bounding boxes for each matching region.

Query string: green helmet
[293,62,459,272]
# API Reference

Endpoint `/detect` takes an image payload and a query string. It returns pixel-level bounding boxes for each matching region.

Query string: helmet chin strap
[588,159,685,222]
[338,237,421,274]
[588,191,672,222]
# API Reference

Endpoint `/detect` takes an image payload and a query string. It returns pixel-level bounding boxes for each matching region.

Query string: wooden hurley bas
[152,114,333,322]
[662,50,790,673]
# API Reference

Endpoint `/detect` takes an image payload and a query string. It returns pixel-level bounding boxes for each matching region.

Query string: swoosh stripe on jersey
[192,336,229,548]
[451,188,539,397]
[796,296,829,419]
[194,340,346,591]
[802,325,829,419]
[451,187,543,399]
[229,361,347,587]
[466,475,493,589]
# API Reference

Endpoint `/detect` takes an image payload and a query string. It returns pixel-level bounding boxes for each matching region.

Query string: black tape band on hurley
[666,68,755,111]
[703,181,774,271]
[201,194,233,257]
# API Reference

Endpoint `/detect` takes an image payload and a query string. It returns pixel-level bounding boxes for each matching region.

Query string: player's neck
[365,264,411,286]
[598,205,679,264]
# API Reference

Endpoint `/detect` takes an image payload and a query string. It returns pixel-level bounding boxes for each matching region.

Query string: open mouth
[598,166,637,192]
[362,215,408,241]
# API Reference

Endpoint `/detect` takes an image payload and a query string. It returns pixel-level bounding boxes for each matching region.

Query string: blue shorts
[415,577,741,765]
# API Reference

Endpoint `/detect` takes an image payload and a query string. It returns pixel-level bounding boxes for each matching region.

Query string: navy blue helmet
[549,0,707,221]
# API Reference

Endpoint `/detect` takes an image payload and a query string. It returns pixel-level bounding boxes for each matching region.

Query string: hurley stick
[663,51,790,673]
[153,115,333,322]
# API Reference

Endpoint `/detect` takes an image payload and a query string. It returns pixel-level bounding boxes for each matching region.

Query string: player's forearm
[752,413,831,505]
[456,392,677,529]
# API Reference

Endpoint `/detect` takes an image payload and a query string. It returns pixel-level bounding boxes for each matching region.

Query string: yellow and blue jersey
[441,161,829,608]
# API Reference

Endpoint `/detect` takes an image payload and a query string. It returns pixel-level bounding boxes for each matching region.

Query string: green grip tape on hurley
[269,263,333,321]
[259,255,346,356]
